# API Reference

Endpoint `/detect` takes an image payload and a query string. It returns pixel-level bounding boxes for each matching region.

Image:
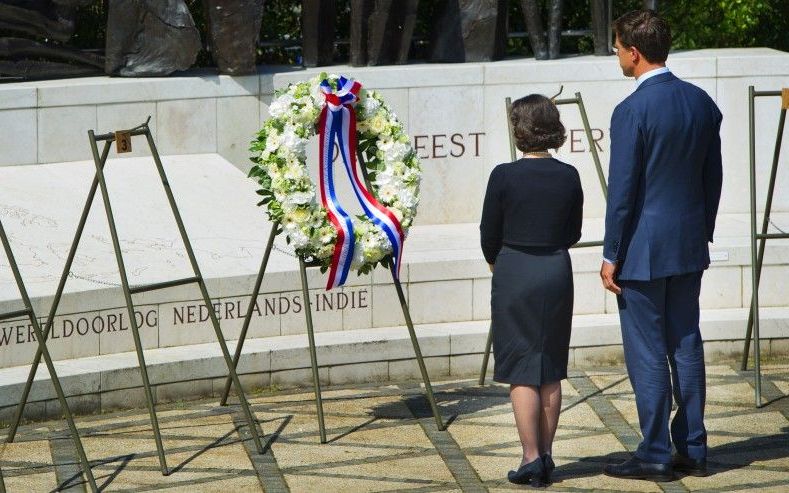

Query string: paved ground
[0,364,787,492]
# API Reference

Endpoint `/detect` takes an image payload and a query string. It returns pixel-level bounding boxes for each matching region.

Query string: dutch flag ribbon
[318,76,405,290]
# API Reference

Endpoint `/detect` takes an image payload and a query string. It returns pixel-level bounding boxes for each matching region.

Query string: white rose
[269,94,295,118]
[370,115,387,134]
[384,142,408,162]
[362,95,381,115]
[373,168,395,186]
[290,228,310,248]
[288,190,313,205]
[281,125,307,157]
[398,188,416,208]
[377,134,394,151]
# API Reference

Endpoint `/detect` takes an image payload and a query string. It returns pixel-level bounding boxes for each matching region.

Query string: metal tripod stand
[217,153,446,443]
[0,220,98,492]
[741,87,788,408]
[6,119,265,477]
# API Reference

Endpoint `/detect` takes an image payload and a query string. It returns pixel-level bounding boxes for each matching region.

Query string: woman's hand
[488,263,494,273]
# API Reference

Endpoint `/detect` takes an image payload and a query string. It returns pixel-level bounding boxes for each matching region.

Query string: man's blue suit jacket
[603,71,723,281]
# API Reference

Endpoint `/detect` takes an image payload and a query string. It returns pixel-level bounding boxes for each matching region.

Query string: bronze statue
[520,0,563,60]
[429,0,507,63]
[204,0,264,75]
[0,0,103,80]
[105,0,201,77]
[351,0,419,66]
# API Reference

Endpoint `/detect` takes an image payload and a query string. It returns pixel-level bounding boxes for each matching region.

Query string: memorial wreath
[249,74,421,289]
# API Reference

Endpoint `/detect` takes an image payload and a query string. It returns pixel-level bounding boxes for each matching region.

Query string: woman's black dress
[480,157,583,386]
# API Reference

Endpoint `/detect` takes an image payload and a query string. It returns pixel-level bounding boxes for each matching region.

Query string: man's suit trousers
[617,271,707,463]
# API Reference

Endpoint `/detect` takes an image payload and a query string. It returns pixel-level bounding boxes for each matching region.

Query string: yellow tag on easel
[115,131,132,153]
[782,88,789,110]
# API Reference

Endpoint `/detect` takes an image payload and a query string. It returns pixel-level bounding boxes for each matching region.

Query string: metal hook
[130,116,152,132]
[550,85,564,101]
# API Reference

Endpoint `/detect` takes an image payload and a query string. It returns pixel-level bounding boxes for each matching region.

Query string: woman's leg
[538,380,562,455]
[510,384,542,464]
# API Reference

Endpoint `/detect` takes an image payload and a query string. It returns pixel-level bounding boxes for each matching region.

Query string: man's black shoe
[603,456,674,482]
[673,454,707,477]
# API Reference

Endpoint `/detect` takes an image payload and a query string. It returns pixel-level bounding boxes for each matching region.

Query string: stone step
[0,306,785,425]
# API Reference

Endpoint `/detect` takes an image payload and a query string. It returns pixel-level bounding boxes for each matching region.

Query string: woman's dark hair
[613,9,671,63]
[510,94,566,153]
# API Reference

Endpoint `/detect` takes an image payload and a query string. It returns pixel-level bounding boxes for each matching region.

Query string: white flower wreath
[249,73,421,275]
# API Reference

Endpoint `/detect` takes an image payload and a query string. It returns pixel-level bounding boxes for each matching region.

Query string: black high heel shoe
[541,454,556,484]
[507,456,546,486]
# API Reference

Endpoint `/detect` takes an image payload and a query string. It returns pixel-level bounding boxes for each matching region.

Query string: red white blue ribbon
[318,76,405,290]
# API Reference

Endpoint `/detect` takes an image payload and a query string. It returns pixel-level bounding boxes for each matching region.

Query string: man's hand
[488,263,494,273]
[600,261,621,294]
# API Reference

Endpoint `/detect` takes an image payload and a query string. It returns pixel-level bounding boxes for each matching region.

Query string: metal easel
[479,89,608,384]
[5,118,265,476]
[218,151,446,443]
[741,87,788,408]
[0,221,98,492]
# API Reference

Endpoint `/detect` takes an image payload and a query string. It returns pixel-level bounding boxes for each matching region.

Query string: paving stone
[0,365,785,492]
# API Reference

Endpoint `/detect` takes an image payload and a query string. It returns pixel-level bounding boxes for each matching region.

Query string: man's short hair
[613,9,671,63]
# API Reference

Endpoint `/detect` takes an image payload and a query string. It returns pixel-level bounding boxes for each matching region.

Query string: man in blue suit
[600,9,723,481]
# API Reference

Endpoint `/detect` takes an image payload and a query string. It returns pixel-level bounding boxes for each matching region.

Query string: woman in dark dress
[480,94,583,486]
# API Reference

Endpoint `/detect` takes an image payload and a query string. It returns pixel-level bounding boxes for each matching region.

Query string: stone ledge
[1,49,785,111]
[0,307,785,424]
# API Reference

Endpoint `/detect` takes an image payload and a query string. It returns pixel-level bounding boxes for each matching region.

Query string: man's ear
[630,47,641,65]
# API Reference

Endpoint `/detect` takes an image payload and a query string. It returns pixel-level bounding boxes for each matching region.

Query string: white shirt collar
[635,66,670,88]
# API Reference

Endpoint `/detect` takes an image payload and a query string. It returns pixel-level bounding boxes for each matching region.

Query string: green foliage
[664,0,788,50]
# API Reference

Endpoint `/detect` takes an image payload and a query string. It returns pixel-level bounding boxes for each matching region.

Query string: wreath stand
[741,87,788,407]
[0,220,98,491]
[218,150,446,444]
[5,119,265,478]
[478,89,609,384]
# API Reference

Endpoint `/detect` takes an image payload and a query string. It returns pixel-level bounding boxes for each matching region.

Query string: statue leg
[547,0,563,59]
[520,0,548,60]
[590,0,611,56]
[350,0,371,66]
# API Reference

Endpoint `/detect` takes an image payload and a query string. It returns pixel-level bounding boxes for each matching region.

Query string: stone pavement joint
[230,409,288,492]
[402,384,487,493]
[48,434,87,492]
